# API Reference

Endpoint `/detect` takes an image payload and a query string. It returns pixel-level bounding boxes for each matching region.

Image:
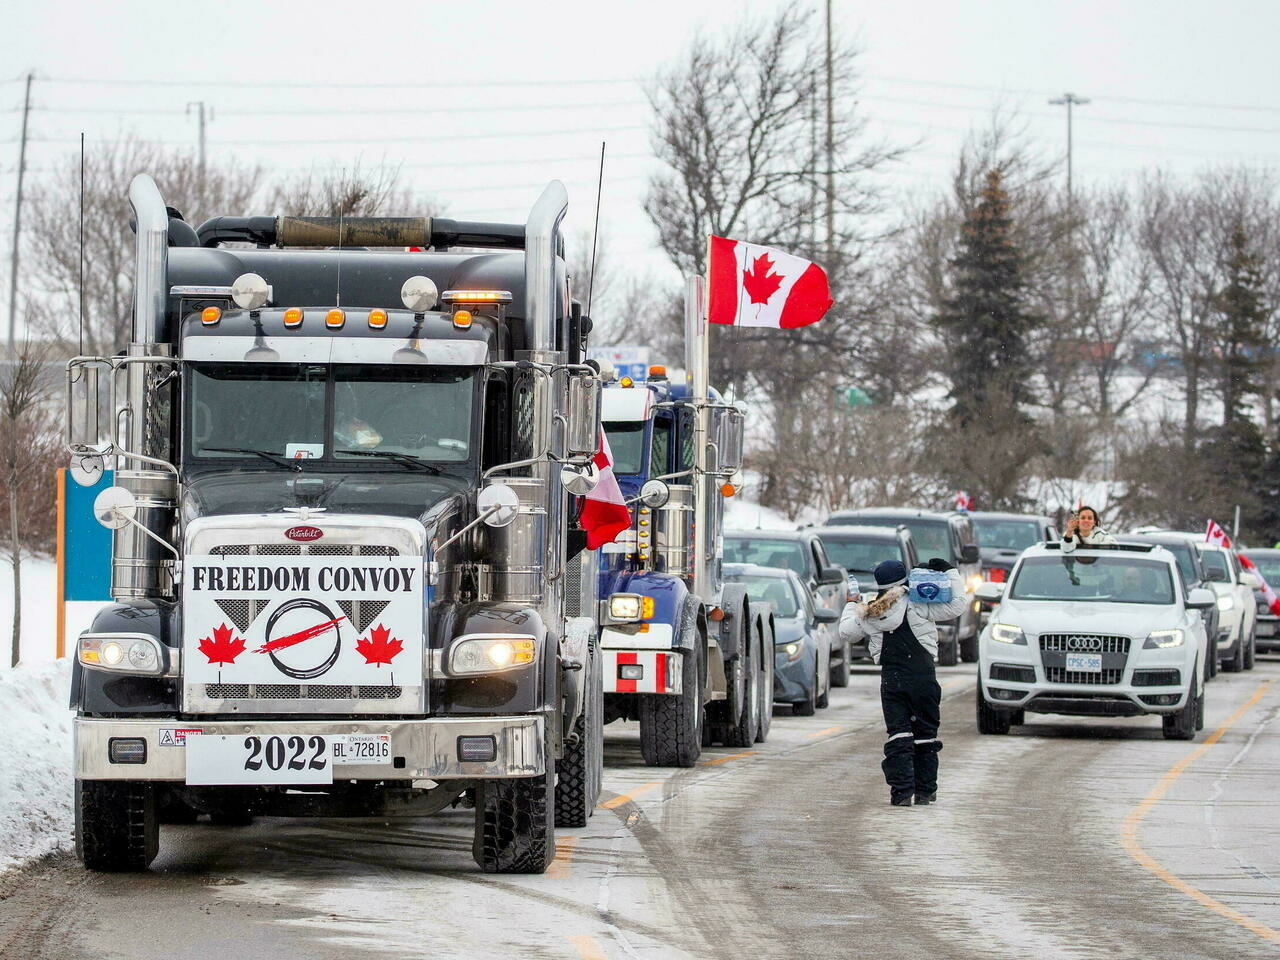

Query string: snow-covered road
[2,660,1279,959]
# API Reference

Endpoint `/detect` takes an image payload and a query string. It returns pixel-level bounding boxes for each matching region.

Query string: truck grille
[205,683,403,700]
[1040,633,1130,685]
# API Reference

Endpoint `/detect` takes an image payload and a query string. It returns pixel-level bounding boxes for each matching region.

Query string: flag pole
[685,255,710,589]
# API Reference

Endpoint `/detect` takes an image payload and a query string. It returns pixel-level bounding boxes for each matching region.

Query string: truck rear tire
[474,767,555,874]
[555,642,604,828]
[975,685,1011,735]
[725,626,759,749]
[639,645,703,767]
[755,618,774,743]
[76,780,159,872]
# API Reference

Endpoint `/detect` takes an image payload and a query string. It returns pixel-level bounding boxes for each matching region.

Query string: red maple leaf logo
[355,624,403,666]
[198,623,246,665]
[742,253,784,305]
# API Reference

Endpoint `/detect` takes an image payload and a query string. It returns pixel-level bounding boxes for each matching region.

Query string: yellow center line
[941,677,971,691]
[806,725,844,739]
[699,751,754,766]
[1120,679,1278,944]
[568,934,608,959]
[598,780,663,809]
[546,836,578,880]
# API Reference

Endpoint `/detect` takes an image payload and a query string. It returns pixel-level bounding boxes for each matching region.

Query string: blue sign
[63,469,114,602]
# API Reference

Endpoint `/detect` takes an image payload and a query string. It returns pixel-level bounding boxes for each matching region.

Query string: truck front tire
[639,646,703,767]
[555,641,604,828]
[76,780,159,872]
[474,766,556,874]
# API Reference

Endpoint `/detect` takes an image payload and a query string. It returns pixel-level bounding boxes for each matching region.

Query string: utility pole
[824,0,835,263]
[1048,92,1090,200]
[186,101,213,205]
[7,71,33,349]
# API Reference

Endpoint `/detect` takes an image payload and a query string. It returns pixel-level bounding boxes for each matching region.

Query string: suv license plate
[1065,653,1103,673]
[187,734,334,786]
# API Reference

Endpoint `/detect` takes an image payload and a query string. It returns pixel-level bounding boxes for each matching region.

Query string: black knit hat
[873,559,908,589]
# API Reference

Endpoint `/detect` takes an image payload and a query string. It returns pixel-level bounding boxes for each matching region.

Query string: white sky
[3,0,1279,319]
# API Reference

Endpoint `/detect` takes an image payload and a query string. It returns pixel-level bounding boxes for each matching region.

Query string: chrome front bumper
[75,715,545,781]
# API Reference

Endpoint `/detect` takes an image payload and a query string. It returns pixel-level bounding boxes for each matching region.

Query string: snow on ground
[0,658,73,870]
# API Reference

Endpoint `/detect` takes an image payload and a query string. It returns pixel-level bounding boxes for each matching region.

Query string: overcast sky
[3,0,1279,319]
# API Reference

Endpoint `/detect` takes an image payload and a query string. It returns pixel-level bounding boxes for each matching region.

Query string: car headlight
[1217,596,1234,612]
[78,634,170,676]
[449,635,538,674]
[608,593,654,622]
[990,623,1026,645]
[966,574,984,593]
[1144,629,1185,649]
[777,641,803,662]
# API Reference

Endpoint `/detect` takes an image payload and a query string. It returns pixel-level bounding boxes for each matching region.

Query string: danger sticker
[159,728,204,747]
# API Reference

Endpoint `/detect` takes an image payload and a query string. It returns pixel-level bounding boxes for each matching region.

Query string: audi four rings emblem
[1067,636,1103,651]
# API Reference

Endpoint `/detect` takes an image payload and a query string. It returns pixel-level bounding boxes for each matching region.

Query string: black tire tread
[639,601,702,767]
[76,780,158,872]
[475,768,555,874]
[975,684,1011,735]
[555,643,603,828]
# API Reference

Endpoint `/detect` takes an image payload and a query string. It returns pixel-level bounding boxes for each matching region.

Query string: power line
[29,99,650,118]
[42,74,638,90]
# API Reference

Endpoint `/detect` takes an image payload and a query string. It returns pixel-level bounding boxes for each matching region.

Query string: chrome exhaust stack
[114,174,177,600]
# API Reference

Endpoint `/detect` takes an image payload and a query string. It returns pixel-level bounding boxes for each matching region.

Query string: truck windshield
[188,363,475,465]
[1009,556,1176,604]
[604,422,646,475]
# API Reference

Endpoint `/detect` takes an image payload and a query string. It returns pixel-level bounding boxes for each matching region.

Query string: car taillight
[985,568,1007,583]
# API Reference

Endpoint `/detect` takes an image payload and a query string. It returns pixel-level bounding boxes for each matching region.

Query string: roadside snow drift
[0,659,73,870]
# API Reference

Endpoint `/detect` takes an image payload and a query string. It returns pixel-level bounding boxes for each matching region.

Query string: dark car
[823,507,981,665]
[724,563,837,715]
[724,529,850,688]
[1120,533,1222,679]
[816,524,918,660]
[1239,548,1280,654]
[968,511,1058,584]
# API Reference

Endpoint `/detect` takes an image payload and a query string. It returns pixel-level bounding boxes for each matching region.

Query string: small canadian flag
[955,491,975,511]
[707,236,833,328]
[1216,517,1280,616]
[1205,519,1232,549]
[580,429,632,549]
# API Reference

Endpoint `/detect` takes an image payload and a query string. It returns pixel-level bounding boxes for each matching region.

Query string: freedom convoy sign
[182,554,425,702]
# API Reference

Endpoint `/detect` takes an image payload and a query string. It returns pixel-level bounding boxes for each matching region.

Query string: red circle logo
[284,525,324,542]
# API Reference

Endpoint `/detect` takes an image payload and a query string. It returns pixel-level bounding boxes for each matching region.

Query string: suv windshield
[820,536,902,574]
[724,538,807,577]
[189,363,475,465]
[858,518,951,558]
[1242,553,1280,584]
[1129,540,1196,586]
[1010,556,1176,604]
[973,519,1041,551]
[732,574,800,617]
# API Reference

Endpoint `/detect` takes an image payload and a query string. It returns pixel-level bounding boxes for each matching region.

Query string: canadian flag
[707,236,833,328]
[955,491,975,511]
[1236,552,1280,616]
[1205,519,1232,549]
[580,429,632,549]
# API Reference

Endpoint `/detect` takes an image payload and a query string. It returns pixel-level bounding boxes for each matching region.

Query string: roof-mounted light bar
[440,289,514,305]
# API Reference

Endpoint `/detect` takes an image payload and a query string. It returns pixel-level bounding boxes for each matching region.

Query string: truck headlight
[990,623,1026,645]
[1217,596,1234,612]
[449,635,538,675]
[608,593,654,622]
[78,634,171,676]
[1144,629,1185,649]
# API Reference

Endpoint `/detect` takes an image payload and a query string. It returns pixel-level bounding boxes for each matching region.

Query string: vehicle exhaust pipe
[524,181,568,355]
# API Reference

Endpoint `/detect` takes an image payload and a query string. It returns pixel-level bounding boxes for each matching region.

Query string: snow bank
[0,658,73,870]
[0,557,60,667]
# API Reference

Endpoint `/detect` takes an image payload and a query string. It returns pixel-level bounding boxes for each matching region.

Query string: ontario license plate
[1065,653,1103,673]
[331,734,392,765]
[186,734,334,785]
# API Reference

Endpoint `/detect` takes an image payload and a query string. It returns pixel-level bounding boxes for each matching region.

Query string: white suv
[974,542,1213,741]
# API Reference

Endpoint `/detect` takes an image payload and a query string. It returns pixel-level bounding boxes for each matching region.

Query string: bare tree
[26,135,263,356]
[269,161,438,219]
[1,337,58,667]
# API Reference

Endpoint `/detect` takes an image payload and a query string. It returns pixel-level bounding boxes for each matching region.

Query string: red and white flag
[580,429,632,549]
[707,236,833,329]
[955,491,975,511]
[1237,553,1280,616]
[1205,519,1232,549]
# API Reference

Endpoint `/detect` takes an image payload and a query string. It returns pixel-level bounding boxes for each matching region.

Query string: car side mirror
[813,607,840,624]
[1240,572,1260,589]
[818,565,845,586]
[960,544,980,564]
[974,582,1005,602]
[1186,587,1216,609]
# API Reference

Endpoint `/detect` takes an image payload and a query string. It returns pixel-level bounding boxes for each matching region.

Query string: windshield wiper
[335,449,442,474]
[201,446,303,472]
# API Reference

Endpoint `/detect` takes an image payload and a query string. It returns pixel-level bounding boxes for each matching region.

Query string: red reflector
[987,568,1007,583]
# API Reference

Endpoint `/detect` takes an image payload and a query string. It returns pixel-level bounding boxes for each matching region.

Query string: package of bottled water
[908,569,952,603]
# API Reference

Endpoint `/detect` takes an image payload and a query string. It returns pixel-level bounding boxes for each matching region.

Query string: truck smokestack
[524,181,568,354]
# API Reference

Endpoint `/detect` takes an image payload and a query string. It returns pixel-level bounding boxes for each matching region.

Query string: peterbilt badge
[285,525,324,542]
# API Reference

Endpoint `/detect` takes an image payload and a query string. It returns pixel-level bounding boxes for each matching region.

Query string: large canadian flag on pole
[580,429,632,549]
[707,235,833,328]
[1211,518,1280,615]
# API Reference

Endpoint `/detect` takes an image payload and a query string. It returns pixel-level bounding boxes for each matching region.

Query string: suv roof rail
[1043,542,1157,553]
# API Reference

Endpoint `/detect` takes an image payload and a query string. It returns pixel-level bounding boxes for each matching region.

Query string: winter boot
[890,793,913,807]
[914,792,936,805]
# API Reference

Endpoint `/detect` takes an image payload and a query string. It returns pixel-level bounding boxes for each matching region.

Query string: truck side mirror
[93,486,138,530]
[67,360,104,450]
[478,483,520,527]
[564,373,601,458]
[639,479,670,509]
[718,409,745,473]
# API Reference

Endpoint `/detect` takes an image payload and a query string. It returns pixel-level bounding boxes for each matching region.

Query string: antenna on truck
[78,131,85,355]
[587,141,605,316]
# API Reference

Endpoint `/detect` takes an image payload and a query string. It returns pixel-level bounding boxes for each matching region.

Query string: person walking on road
[1061,505,1116,554]
[840,558,968,806]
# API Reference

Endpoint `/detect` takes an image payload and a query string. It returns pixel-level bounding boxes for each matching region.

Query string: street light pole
[1048,92,1090,200]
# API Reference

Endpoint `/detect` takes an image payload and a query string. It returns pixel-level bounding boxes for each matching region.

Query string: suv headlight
[608,593,654,622]
[1144,629,1185,649]
[1217,596,1234,612]
[777,640,803,661]
[78,634,172,676]
[449,635,538,675]
[990,623,1026,645]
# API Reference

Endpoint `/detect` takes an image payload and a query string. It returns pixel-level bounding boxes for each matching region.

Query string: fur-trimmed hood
[860,586,907,621]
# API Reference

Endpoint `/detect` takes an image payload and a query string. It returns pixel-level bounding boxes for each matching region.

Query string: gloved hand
[926,557,955,572]
[913,562,931,570]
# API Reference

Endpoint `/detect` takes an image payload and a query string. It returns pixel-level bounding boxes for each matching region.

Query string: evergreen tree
[1214,223,1269,425]
[933,169,1041,426]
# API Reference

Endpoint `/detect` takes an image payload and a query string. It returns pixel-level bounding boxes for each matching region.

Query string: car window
[1200,548,1230,582]
[724,538,808,577]
[1162,542,1196,585]
[794,577,815,618]
[820,536,902,574]
[732,574,800,617]
[857,518,951,558]
[972,519,1042,551]
[1010,556,1176,604]
[1242,554,1280,584]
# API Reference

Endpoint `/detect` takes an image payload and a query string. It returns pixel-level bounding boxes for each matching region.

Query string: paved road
[3,660,1279,960]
